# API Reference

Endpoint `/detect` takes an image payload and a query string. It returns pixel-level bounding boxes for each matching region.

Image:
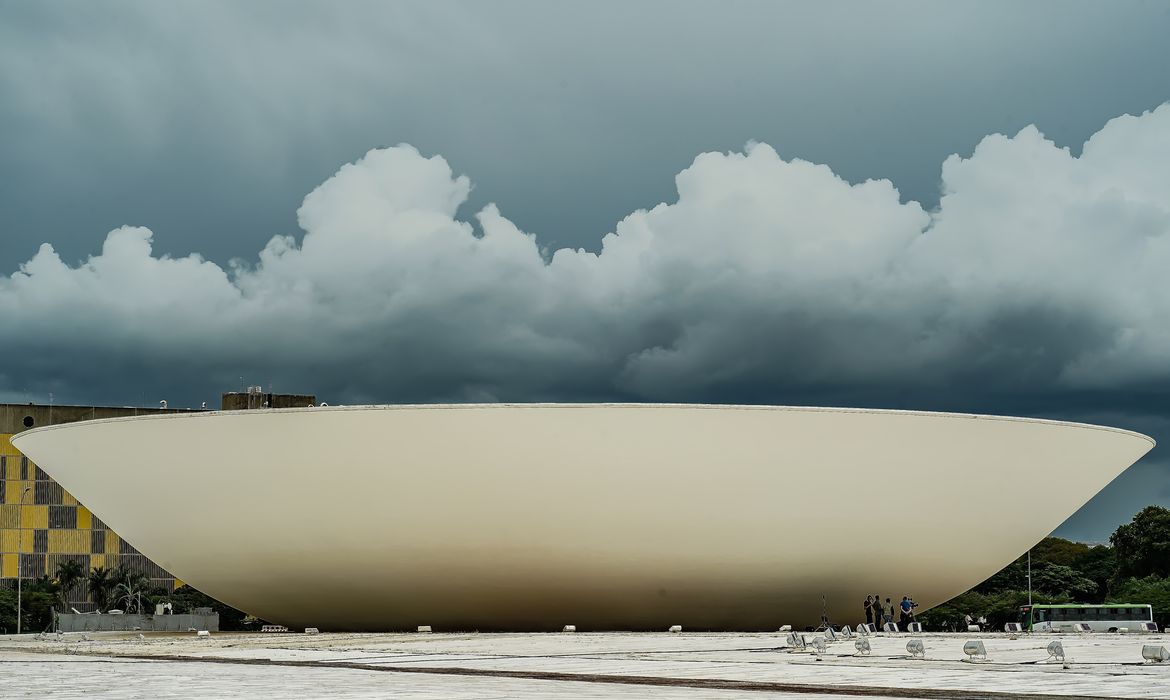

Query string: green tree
[1030,537,1093,567]
[87,567,115,612]
[110,569,156,614]
[1070,545,1115,603]
[0,587,58,633]
[1110,506,1170,583]
[1108,576,1170,629]
[976,560,1097,599]
[53,559,85,612]
[1030,563,1099,599]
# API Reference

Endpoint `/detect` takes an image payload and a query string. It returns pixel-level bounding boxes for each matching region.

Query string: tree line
[919,505,1170,630]
[0,562,256,633]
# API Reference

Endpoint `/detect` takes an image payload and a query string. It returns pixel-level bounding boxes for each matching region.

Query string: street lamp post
[1027,549,1033,607]
[16,485,32,635]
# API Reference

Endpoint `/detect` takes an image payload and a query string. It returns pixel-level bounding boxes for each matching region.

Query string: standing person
[883,598,894,628]
[899,596,912,630]
[864,595,874,627]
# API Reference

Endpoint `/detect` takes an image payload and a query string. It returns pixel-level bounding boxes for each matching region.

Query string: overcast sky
[2,1,1169,541]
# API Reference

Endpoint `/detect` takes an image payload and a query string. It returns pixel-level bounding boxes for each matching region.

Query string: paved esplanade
[1,631,1167,698]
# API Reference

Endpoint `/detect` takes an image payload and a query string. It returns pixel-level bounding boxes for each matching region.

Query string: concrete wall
[220,393,315,411]
[1,403,197,435]
[56,612,219,632]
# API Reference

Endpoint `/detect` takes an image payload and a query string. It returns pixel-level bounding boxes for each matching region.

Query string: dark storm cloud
[2,1,1169,540]
[3,1,1170,265]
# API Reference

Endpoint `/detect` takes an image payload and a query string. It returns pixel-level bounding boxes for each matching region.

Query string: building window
[49,505,78,529]
[35,481,64,505]
[20,553,45,578]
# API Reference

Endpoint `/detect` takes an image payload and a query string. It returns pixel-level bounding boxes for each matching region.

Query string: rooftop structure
[220,389,316,411]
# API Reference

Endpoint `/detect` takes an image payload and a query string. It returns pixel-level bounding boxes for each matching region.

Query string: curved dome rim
[12,401,1156,450]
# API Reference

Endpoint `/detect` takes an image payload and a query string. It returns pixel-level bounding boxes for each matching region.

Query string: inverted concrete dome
[13,404,1154,631]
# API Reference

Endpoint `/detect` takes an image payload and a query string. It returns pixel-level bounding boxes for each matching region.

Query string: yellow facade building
[1,404,189,609]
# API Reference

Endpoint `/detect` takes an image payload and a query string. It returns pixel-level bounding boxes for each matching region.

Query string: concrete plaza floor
[1,630,1168,698]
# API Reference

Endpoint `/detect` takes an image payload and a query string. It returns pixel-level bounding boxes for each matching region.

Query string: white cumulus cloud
[2,106,1169,406]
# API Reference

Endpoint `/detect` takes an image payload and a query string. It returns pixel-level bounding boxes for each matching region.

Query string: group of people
[863,594,918,630]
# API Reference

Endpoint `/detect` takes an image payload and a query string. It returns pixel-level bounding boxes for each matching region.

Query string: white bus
[1020,604,1154,632]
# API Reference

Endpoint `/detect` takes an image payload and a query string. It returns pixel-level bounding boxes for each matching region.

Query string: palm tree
[111,570,154,614]
[87,567,114,613]
[53,559,85,612]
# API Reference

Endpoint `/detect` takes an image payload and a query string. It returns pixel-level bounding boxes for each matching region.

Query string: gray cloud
[3,1,1170,267]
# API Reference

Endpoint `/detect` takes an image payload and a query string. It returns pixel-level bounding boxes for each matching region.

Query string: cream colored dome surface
[13,404,1153,631]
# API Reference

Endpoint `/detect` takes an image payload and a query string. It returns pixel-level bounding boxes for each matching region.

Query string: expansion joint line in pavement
[74,651,1128,700]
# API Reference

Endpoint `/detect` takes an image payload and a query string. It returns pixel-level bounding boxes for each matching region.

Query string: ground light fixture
[854,637,871,655]
[963,640,988,660]
[906,639,926,658]
[1046,641,1065,662]
[1141,645,1170,663]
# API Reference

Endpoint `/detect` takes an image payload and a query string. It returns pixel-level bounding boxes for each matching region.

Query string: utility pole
[1027,549,1033,607]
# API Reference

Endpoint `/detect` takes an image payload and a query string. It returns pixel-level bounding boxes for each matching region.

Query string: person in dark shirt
[899,596,913,630]
[864,595,874,626]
